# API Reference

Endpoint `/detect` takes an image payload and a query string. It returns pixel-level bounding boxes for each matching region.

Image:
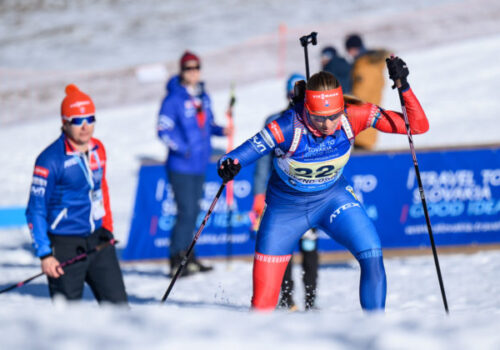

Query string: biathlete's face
[63,115,95,147]
[181,60,201,86]
[308,110,343,135]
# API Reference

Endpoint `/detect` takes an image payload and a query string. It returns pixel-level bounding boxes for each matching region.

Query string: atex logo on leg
[330,202,360,222]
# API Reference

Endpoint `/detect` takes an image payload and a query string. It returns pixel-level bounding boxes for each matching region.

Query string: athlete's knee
[251,252,291,311]
[356,248,383,261]
[357,249,386,279]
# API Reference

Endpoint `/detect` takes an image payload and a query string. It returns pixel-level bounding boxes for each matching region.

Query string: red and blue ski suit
[220,87,429,310]
[26,134,113,258]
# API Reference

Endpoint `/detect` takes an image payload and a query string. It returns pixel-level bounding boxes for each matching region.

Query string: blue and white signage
[123,147,500,261]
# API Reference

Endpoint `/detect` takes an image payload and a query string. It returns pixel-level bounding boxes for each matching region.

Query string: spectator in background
[25,84,128,304]
[252,73,319,311]
[320,46,352,94]
[157,51,231,277]
[345,34,390,150]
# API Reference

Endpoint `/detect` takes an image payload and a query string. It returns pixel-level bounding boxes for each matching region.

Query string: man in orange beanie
[25,84,127,303]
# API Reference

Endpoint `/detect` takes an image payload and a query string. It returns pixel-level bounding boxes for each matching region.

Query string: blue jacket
[157,75,224,174]
[26,134,113,257]
[253,110,285,195]
[323,54,353,94]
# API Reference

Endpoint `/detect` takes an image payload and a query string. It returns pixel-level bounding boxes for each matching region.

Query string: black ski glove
[98,227,114,242]
[218,158,241,183]
[386,56,409,90]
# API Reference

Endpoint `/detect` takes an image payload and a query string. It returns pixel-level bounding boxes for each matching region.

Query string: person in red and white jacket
[25,84,127,303]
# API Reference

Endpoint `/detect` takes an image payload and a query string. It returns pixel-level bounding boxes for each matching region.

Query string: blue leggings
[257,176,386,310]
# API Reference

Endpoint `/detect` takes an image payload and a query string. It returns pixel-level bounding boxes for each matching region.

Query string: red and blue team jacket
[25,133,113,257]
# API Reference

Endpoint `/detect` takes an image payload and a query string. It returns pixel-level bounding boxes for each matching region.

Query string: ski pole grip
[299,32,318,47]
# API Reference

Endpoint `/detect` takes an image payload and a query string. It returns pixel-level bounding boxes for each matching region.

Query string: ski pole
[299,32,318,80]
[0,239,117,295]
[161,182,227,303]
[387,56,449,314]
[226,84,236,266]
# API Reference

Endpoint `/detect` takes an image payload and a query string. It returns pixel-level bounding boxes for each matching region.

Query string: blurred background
[1,3,500,347]
[1,0,500,246]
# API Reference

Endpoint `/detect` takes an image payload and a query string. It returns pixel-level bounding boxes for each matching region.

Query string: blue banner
[123,147,500,261]
[343,147,500,248]
[122,162,255,260]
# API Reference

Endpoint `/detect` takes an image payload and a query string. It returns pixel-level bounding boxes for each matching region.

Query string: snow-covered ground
[1,0,500,349]
[1,227,499,350]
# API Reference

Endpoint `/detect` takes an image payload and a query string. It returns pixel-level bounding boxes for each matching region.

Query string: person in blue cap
[251,73,319,311]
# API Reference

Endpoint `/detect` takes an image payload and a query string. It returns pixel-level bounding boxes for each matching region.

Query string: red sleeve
[94,139,113,232]
[346,88,429,136]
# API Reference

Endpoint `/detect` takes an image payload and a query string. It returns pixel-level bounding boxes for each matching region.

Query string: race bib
[280,151,350,184]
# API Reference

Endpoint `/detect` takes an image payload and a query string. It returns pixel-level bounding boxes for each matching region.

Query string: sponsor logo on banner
[352,174,378,203]
[34,166,49,178]
[406,169,498,219]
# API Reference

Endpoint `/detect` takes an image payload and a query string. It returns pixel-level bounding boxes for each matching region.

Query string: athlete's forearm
[222,131,275,167]
[375,88,429,135]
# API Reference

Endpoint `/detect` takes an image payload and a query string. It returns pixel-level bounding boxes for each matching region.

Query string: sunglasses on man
[182,65,201,72]
[67,115,96,126]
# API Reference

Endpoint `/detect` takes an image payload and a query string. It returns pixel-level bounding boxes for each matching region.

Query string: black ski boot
[187,254,213,274]
[278,279,298,311]
[304,285,318,311]
[169,253,191,278]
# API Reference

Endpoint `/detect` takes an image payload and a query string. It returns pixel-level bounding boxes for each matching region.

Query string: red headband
[304,86,344,115]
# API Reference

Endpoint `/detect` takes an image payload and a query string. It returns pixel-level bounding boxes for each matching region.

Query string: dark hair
[345,34,363,50]
[306,71,363,105]
[306,71,339,91]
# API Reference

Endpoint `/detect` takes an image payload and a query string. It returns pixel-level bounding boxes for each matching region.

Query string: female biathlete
[218,57,429,311]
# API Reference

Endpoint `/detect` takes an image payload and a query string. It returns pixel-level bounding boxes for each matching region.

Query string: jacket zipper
[50,208,68,231]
